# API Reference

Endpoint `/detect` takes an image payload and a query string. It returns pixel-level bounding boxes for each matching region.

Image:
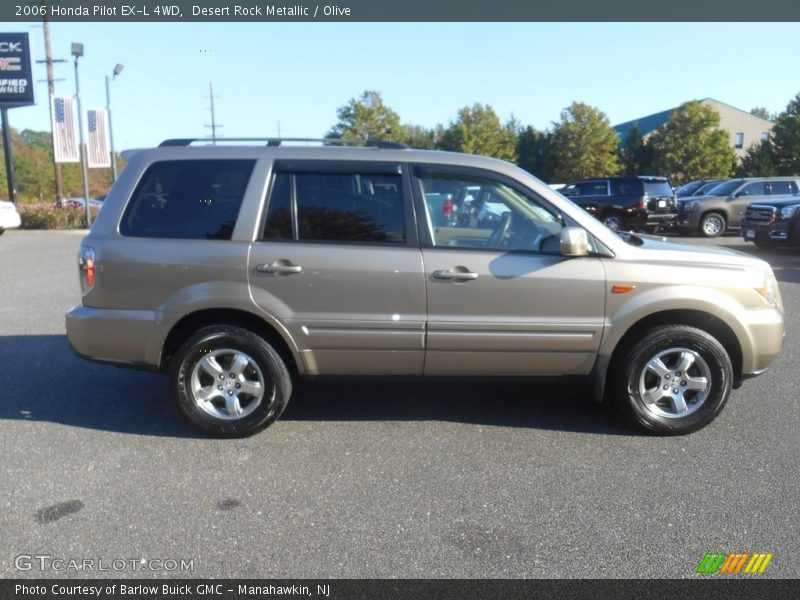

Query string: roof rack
[159,137,408,149]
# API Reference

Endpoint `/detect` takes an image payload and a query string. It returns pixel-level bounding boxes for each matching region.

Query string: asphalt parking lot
[1,229,798,579]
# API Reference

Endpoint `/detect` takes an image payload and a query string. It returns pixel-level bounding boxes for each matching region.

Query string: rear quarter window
[120,159,255,239]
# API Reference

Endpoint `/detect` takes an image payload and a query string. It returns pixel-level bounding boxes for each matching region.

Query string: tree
[770,91,800,175]
[737,140,777,176]
[397,124,436,149]
[549,102,621,182]
[647,101,736,185]
[749,107,775,121]
[327,90,401,143]
[516,126,555,182]
[618,125,656,175]
[437,103,517,162]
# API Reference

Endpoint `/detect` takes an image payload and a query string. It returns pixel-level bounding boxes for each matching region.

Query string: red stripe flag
[51,96,79,163]
[87,107,110,168]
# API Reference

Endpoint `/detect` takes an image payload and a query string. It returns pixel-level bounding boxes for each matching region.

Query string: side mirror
[560,227,589,257]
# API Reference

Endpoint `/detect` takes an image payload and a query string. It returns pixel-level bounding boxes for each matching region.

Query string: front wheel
[170,325,292,437]
[611,325,733,435]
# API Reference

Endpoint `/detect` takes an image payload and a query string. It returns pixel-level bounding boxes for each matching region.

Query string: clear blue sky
[5,22,800,150]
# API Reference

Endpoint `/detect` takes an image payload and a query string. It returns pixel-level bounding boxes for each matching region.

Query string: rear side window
[120,160,255,240]
[769,181,797,195]
[562,181,608,196]
[611,180,643,196]
[263,170,406,244]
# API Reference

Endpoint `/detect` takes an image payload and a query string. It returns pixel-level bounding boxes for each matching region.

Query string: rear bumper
[65,305,163,370]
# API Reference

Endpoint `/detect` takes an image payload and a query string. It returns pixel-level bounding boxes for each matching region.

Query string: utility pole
[38,12,67,203]
[204,82,222,143]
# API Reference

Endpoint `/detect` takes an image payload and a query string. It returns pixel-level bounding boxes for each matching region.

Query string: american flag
[51,96,79,163]
[87,108,110,168]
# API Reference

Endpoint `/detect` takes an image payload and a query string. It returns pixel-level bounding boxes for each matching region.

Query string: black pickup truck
[740,192,800,249]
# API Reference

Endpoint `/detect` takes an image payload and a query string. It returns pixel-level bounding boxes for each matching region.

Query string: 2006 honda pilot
[66,139,784,437]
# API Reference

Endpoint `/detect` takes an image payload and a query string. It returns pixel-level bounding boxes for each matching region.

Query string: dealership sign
[0,32,34,107]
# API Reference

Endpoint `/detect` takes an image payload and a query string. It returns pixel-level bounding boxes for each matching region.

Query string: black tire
[170,324,292,438]
[611,325,733,435]
[699,212,726,238]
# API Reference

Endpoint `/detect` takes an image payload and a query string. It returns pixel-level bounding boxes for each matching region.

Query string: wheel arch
[159,308,301,377]
[590,309,743,403]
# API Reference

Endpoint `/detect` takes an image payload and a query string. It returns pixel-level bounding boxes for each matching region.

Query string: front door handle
[432,268,478,281]
[255,260,302,275]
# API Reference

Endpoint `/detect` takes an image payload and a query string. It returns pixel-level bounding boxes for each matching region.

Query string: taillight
[443,196,453,219]
[639,195,648,210]
[78,245,96,289]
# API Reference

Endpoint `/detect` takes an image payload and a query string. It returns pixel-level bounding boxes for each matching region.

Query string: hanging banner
[52,96,79,163]
[0,32,34,107]
[86,107,110,168]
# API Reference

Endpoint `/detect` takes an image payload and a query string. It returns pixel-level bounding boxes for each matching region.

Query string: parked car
[675,179,724,198]
[677,177,800,237]
[740,191,800,249]
[0,200,22,235]
[66,139,784,437]
[560,176,677,232]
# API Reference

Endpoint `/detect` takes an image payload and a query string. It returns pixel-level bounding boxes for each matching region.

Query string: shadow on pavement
[0,335,632,437]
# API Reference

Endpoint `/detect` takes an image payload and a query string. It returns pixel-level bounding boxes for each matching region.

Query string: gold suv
[66,139,784,437]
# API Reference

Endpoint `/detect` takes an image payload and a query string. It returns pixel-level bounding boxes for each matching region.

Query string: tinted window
[263,171,405,244]
[769,181,796,196]
[563,181,608,196]
[611,180,643,196]
[643,181,673,197]
[121,160,254,240]
[264,172,292,239]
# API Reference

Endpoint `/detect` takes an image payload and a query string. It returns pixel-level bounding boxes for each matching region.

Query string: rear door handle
[432,269,478,281]
[255,261,302,274]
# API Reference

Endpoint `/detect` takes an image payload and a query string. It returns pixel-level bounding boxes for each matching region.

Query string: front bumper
[741,221,795,245]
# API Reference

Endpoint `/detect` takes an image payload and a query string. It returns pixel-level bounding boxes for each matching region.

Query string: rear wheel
[611,325,733,435]
[699,212,726,237]
[170,325,292,437]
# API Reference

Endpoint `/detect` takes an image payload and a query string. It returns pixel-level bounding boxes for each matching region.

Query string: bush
[19,203,99,230]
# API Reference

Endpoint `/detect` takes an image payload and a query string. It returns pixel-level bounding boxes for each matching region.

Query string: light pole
[72,42,92,227]
[105,63,123,182]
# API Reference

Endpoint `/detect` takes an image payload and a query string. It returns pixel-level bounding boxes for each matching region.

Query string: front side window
[417,170,564,253]
[120,160,255,239]
[263,170,405,244]
[740,182,765,196]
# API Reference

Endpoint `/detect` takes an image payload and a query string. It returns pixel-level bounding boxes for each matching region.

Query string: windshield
[704,180,741,196]
[675,181,703,197]
[695,181,720,196]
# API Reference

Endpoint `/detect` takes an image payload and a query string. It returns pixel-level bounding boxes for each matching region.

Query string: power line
[204,81,222,143]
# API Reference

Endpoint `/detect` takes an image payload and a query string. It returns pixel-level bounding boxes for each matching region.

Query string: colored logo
[696,552,773,574]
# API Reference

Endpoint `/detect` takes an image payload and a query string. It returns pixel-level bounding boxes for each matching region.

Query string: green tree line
[0,129,113,202]
[3,91,799,200]
[328,90,800,185]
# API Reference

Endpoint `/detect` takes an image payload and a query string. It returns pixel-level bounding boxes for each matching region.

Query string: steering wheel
[488,212,512,248]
